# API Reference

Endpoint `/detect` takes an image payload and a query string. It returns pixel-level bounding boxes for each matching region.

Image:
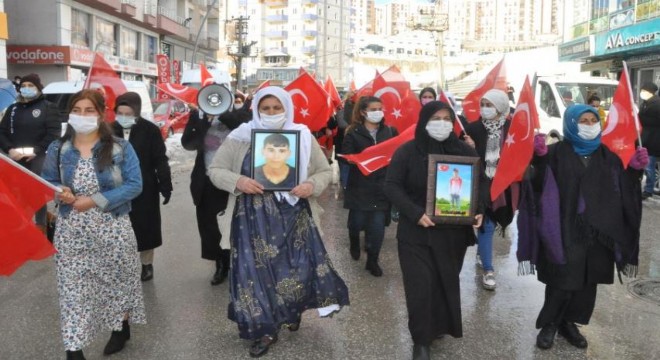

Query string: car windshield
[554,82,617,111]
[153,102,169,115]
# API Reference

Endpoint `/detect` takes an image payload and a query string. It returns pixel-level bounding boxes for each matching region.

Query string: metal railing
[121,0,136,5]
[157,6,185,24]
[144,2,157,16]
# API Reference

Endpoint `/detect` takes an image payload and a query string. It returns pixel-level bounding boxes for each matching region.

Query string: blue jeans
[477,215,496,272]
[644,156,657,194]
[348,210,386,257]
[339,163,350,189]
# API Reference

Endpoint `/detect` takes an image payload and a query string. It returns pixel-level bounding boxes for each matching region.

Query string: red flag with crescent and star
[200,64,214,86]
[284,72,331,131]
[340,125,416,176]
[490,76,539,201]
[438,88,465,136]
[83,53,127,123]
[601,62,641,169]
[372,76,420,134]
[324,75,342,110]
[156,83,198,104]
[462,58,508,122]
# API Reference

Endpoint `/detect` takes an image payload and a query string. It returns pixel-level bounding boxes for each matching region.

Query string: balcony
[265,30,288,39]
[266,14,289,22]
[302,30,317,38]
[144,3,158,27]
[208,37,220,51]
[302,13,318,21]
[157,7,188,39]
[302,0,319,6]
[264,0,287,7]
[302,46,316,54]
[119,0,136,18]
[74,0,121,12]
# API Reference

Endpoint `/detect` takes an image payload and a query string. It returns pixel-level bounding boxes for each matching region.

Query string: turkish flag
[601,63,640,168]
[351,69,382,102]
[340,125,415,176]
[255,80,271,94]
[324,75,342,109]
[462,58,508,122]
[200,64,214,86]
[0,153,57,275]
[284,72,332,131]
[156,83,198,104]
[298,67,306,76]
[84,53,127,123]
[373,76,420,134]
[490,76,539,201]
[438,88,465,136]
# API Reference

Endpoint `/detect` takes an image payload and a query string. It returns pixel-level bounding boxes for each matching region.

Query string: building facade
[5,0,219,97]
[558,0,660,95]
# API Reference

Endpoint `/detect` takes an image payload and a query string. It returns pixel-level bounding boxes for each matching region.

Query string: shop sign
[596,18,660,55]
[7,45,70,64]
[559,36,593,61]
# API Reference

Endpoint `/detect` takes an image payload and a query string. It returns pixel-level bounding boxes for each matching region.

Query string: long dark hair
[347,96,381,133]
[63,89,116,170]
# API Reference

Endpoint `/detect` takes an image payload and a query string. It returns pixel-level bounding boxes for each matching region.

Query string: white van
[42,80,154,135]
[180,67,232,90]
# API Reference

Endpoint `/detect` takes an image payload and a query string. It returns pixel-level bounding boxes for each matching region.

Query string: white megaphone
[197,83,233,116]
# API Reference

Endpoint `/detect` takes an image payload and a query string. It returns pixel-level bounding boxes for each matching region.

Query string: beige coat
[208,136,332,249]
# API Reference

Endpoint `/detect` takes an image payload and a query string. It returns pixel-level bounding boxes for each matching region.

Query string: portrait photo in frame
[250,129,301,191]
[426,154,480,225]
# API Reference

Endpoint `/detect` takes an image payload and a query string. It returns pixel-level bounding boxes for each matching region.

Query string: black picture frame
[426,154,480,225]
[250,129,301,191]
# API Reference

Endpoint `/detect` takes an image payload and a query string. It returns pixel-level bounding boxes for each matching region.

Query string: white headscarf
[228,86,312,205]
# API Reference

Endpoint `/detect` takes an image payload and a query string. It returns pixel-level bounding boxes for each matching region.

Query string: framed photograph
[250,129,301,191]
[426,154,480,225]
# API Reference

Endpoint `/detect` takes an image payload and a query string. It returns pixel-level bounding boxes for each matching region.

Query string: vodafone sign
[7,45,70,64]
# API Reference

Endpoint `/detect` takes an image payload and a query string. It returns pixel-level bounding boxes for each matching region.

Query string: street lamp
[407,4,449,90]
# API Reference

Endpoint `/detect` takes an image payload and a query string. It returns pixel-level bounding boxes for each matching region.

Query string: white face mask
[234,103,244,110]
[68,113,99,134]
[421,98,433,105]
[365,110,384,123]
[577,123,601,140]
[425,120,453,142]
[480,107,498,120]
[115,115,136,129]
[640,90,653,101]
[259,112,287,129]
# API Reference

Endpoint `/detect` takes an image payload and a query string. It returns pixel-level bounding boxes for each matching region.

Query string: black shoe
[287,322,300,332]
[642,191,653,200]
[412,344,430,360]
[536,323,557,349]
[558,321,588,349]
[249,334,278,358]
[141,264,153,282]
[66,350,86,360]
[211,259,228,286]
[103,320,130,355]
[349,237,360,261]
[365,258,383,277]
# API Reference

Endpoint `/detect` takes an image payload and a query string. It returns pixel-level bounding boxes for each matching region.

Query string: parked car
[153,100,191,139]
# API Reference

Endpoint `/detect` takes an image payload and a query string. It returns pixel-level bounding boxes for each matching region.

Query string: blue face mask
[20,87,38,99]
[116,115,136,129]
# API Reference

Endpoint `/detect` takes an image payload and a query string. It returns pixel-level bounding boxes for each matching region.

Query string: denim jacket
[41,137,143,218]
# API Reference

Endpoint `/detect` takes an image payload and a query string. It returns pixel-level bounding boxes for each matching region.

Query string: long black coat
[639,95,660,156]
[113,119,172,251]
[342,122,398,211]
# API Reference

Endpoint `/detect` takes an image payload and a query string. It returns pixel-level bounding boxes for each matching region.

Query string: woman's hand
[534,134,548,156]
[463,135,475,148]
[417,214,435,227]
[72,196,96,212]
[236,176,264,194]
[8,148,26,161]
[473,214,483,228]
[57,186,76,205]
[290,181,314,198]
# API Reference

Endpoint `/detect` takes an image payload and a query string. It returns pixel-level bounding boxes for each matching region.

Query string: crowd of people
[0,71,655,360]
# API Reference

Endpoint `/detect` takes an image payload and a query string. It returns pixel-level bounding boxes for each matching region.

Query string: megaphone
[197,84,233,116]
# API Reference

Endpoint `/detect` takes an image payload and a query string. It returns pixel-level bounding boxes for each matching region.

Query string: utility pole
[227,16,257,92]
[192,0,219,68]
[408,2,449,90]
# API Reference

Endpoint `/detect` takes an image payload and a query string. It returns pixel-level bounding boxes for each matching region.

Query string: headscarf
[418,87,437,102]
[228,86,312,205]
[562,104,601,156]
[481,89,509,178]
[115,92,142,117]
[414,101,464,155]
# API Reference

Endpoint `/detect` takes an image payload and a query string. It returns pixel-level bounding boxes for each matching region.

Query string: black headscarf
[414,101,465,155]
[115,92,142,117]
[419,87,437,102]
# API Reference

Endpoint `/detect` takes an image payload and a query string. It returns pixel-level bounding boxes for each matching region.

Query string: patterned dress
[54,158,146,351]
[228,152,350,340]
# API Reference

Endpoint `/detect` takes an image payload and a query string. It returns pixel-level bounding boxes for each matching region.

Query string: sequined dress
[228,152,349,340]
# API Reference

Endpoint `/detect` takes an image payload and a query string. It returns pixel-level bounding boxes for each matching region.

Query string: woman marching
[113,92,173,281]
[41,90,145,360]
[521,104,646,350]
[208,86,349,357]
[385,101,484,360]
[342,96,398,276]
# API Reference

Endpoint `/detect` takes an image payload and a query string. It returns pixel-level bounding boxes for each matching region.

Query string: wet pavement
[1,144,659,360]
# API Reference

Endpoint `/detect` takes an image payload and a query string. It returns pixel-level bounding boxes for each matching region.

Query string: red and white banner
[156,54,172,101]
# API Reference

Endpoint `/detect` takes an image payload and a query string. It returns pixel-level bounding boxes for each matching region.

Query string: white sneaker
[482,271,496,290]
[476,253,483,268]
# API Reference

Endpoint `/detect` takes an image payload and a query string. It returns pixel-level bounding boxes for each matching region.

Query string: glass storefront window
[636,0,660,21]
[145,35,157,63]
[120,28,138,60]
[96,18,117,55]
[72,10,90,48]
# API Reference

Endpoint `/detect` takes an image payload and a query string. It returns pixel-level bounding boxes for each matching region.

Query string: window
[144,35,157,63]
[539,82,560,118]
[120,28,138,60]
[96,18,117,55]
[72,10,90,48]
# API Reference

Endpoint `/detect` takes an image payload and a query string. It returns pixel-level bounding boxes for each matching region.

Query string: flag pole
[0,152,62,193]
[622,61,642,147]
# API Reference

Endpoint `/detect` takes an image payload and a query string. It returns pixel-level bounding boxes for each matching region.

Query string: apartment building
[5,0,219,96]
